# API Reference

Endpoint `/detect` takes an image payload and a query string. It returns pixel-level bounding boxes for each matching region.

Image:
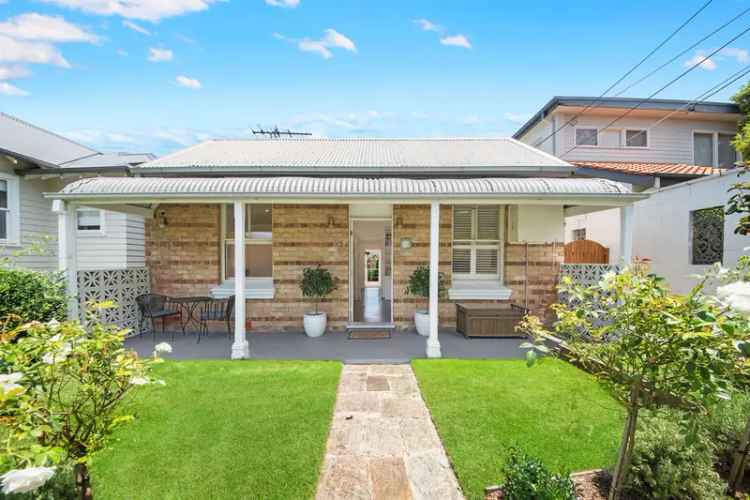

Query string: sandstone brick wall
[145,204,221,297]
[146,202,561,332]
[392,204,563,329]
[269,204,349,330]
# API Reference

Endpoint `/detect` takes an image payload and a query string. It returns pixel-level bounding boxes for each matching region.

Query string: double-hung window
[0,174,19,245]
[452,206,502,278]
[223,204,273,279]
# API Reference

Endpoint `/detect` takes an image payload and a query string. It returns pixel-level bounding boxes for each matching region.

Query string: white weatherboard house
[47,137,647,359]
[0,112,153,271]
[515,96,744,293]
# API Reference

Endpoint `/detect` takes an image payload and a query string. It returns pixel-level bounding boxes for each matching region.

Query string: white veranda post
[53,200,79,321]
[426,201,442,358]
[232,201,250,359]
[619,204,635,266]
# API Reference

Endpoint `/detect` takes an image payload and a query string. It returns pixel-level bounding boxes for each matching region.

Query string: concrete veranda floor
[125,327,526,362]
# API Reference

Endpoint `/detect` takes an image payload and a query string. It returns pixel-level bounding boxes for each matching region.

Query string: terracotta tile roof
[572,160,720,177]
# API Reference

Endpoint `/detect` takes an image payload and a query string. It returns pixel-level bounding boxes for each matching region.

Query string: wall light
[157,210,168,228]
[400,238,413,249]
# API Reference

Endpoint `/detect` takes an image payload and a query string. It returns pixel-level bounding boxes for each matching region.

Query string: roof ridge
[0,112,99,156]
[209,137,512,142]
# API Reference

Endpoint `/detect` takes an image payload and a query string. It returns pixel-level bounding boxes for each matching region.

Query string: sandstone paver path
[316,364,464,500]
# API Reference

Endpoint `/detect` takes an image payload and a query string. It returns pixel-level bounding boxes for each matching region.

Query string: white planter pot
[415,309,430,337]
[304,312,327,338]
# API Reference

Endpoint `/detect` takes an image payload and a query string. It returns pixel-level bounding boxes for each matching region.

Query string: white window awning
[46,176,648,206]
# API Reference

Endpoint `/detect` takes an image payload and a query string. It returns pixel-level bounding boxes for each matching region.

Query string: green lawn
[91,360,341,500]
[412,359,624,500]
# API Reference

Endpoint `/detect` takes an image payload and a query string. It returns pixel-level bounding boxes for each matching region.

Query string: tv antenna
[252,126,312,138]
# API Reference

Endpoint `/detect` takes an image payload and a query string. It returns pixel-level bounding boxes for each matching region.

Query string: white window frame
[452,205,504,281]
[364,249,382,286]
[220,204,273,282]
[624,129,648,148]
[0,173,20,246]
[574,127,599,147]
[76,208,104,235]
[692,130,740,168]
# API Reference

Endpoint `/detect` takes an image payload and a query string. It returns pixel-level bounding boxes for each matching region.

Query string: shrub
[0,267,65,328]
[404,264,445,301]
[701,391,750,467]
[300,266,337,314]
[501,448,576,500]
[624,410,727,500]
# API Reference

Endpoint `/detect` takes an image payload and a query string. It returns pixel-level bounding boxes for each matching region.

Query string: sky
[1,0,750,156]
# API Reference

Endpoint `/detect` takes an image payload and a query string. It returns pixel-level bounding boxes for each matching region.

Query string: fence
[77,267,150,333]
[564,239,609,264]
[559,263,622,287]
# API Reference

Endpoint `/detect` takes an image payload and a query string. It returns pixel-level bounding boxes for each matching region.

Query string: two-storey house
[514,96,745,293]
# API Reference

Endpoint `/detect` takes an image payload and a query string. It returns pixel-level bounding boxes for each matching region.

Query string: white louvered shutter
[452,248,471,274]
[476,206,499,240]
[475,248,498,274]
[453,207,474,241]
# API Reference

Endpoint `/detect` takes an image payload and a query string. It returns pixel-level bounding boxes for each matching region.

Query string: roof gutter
[18,165,132,177]
[130,164,576,176]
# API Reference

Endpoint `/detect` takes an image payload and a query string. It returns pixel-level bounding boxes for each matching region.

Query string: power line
[532,0,714,149]
[619,65,750,148]
[614,5,750,96]
[560,24,750,158]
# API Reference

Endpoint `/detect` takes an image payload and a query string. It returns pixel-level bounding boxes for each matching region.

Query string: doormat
[348,329,392,340]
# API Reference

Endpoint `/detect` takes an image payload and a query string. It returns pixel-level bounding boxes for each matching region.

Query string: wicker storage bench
[455,303,527,338]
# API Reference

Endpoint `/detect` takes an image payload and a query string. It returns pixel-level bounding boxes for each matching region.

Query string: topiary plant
[501,448,576,500]
[404,265,445,301]
[300,266,337,314]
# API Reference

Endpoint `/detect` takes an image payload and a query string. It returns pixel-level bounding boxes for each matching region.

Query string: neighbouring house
[514,96,744,292]
[0,112,153,271]
[47,137,646,358]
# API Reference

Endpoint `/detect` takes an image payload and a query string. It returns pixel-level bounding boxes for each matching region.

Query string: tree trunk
[609,382,641,500]
[75,463,93,500]
[729,413,750,494]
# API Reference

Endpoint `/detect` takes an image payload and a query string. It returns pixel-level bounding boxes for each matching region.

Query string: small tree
[519,268,750,500]
[300,266,337,314]
[732,80,750,162]
[0,309,169,499]
[404,265,445,306]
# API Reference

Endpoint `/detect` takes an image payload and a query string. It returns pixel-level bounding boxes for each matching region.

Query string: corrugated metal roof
[54,176,637,199]
[60,152,155,168]
[0,112,96,165]
[135,138,572,172]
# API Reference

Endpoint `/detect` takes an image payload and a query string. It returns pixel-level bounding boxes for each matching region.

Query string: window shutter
[475,248,498,274]
[476,206,499,240]
[452,248,471,274]
[453,208,473,240]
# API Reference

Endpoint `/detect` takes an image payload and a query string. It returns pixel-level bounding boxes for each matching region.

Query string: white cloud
[721,47,749,64]
[0,35,70,67]
[414,18,442,32]
[265,0,300,7]
[322,29,356,52]
[504,112,531,124]
[176,75,201,89]
[277,29,356,59]
[123,20,150,35]
[66,129,135,143]
[148,47,173,62]
[685,52,716,71]
[0,81,29,96]
[440,34,471,49]
[0,65,31,80]
[298,39,332,59]
[0,13,98,43]
[116,48,128,56]
[41,0,221,22]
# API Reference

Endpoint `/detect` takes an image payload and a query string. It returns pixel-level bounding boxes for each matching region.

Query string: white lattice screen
[77,268,150,334]
[560,264,622,286]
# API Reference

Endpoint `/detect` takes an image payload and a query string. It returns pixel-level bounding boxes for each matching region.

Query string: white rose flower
[154,342,172,354]
[42,342,72,365]
[0,372,23,392]
[130,376,149,386]
[1,467,56,494]
[717,281,750,317]
[46,319,60,330]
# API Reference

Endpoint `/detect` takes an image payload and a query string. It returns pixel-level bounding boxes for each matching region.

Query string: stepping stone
[367,375,390,391]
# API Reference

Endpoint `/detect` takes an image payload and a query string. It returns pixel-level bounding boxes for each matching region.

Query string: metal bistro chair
[136,294,183,341]
[197,296,235,343]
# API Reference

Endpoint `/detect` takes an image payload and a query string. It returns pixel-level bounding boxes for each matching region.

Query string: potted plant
[300,266,337,337]
[405,264,445,336]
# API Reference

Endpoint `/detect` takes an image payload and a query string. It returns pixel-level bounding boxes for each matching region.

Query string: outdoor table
[171,296,212,334]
